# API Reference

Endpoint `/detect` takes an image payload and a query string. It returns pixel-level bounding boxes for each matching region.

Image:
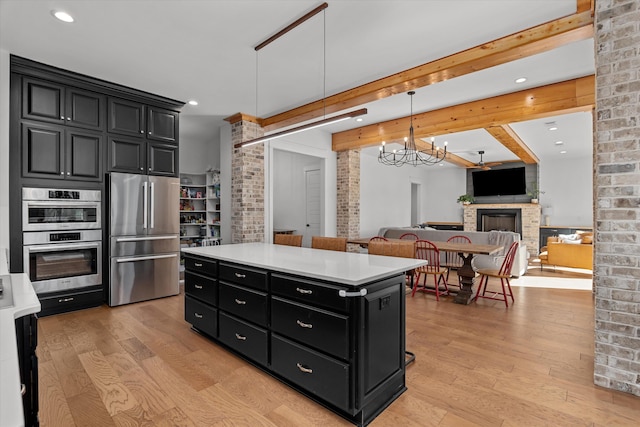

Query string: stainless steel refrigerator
[108,172,180,306]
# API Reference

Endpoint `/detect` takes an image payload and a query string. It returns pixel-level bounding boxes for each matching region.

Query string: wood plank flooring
[36,275,640,426]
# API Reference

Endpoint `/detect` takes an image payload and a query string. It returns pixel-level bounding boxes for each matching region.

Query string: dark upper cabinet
[148,142,178,176]
[21,121,102,181]
[147,107,178,143]
[108,135,146,174]
[108,98,146,137]
[22,77,104,130]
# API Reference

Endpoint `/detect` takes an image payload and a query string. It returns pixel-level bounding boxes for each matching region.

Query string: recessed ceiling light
[560,150,567,154]
[188,100,198,106]
[515,77,527,83]
[554,140,564,145]
[355,117,363,122]
[52,10,74,23]
[548,126,558,131]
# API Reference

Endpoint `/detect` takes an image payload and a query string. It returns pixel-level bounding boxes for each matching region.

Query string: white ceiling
[0,0,595,166]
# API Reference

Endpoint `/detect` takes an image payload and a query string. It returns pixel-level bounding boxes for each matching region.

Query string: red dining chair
[412,240,449,301]
[443,235,472,289]
[369,236,388,243]
[399,232,419,241]
[474,241,519,307]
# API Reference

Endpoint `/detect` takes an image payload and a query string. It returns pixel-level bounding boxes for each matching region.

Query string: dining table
[347,237,503,304]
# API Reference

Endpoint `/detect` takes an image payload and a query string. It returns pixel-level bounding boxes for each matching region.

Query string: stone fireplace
[464,203,541,257]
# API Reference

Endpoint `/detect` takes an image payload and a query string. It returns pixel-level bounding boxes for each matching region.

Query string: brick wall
[594,0,640,397]
[231,120,265,243]
[337,149,360,252]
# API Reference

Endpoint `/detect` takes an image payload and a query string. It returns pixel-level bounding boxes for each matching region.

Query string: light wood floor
[36,275,640,426]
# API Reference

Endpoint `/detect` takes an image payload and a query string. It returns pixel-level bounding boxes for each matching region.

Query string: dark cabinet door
[22,78,65,124]
[21,121,65,179]
[147,107,178,143]
[108,98,145,137]
[108,135,146,174]
[66,88,105,130]
[66,129,103,181]
[148,142,178,176]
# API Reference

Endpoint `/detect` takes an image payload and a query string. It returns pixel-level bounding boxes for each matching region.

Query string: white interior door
[411,182,420,226]
[304,168,321,247]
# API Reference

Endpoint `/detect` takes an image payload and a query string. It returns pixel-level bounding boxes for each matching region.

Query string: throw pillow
[563,238,583,244]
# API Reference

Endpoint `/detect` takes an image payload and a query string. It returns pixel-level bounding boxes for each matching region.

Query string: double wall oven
[22,188,102,294]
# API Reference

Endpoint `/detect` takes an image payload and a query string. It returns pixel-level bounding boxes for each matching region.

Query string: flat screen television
[472,167,526,197]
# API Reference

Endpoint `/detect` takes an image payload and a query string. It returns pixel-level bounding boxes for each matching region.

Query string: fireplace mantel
[463,203,541,257]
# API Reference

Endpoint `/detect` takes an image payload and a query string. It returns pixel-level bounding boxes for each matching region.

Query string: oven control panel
[50,232,82,242]
[48,190,80,199]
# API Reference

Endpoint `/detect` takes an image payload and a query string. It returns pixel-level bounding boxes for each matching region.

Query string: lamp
[378,91,447,166]
[541,206,553,226]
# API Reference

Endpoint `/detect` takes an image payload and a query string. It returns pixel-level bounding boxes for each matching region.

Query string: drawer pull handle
[296,363,313,374]
[58,297,74,303]
[296,320,313,329]
[20,384,26,396]
[194,284,203,289]
[296,287,313,295]
[235,273,246,278]
[194,313,203,319]
[194,262,203,267]
[235,333,246,341]
[235,299,246,305]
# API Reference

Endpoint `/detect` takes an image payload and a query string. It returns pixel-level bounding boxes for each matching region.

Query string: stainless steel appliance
[22,187,101,231]
[108,172,180,306]
[23,229,102,294]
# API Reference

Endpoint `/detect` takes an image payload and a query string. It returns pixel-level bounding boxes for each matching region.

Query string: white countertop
[182,242,426,286]
[0,274,41,427]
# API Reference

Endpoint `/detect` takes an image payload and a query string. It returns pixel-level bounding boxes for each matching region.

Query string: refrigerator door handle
[115,253,178,263]
[142,181,148,229]
[116,235,178,243]
[150,181,155,229]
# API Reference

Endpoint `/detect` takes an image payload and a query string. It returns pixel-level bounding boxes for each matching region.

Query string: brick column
[229,117,265,243]
[337,149,360,252]
[594,0,640,397]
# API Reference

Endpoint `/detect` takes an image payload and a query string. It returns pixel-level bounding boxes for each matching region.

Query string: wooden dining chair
[368,240,416,288]
[369,236,388,243]
[443,235,472,289]
[274,233,303,247]
[399,232,419,241]
[413,239,449,301]
[474,241,519,307]
[311,236,347,252]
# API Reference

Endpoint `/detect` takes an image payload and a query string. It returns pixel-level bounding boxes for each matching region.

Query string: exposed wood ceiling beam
[256,10,593,132]
[331,75,595,152]
[485,125,540,164]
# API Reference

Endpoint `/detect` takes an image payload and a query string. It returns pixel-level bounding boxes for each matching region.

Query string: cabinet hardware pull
[140,130,144,134]
[67,117,71,120]
[194,262,203,267]
[235,299,246,305]
[66,172,70,175]
[338,289,368,298]
[60,172,64,175]
[296,287,312,295]
[194,313,203,318]
[194,284,203,289]
[21,384,26,396]
[235,333,246,341]
[58,297,74,303]
[296,363,313,374]
[60,116,64,120]
[235,273,246,278]
[296,320,313,329]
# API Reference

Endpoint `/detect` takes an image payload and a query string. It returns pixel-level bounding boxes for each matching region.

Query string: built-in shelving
[179,173,207,244]
[206,170,222,242]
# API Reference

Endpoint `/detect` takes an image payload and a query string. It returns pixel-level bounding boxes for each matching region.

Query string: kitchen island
[0,273,41,427]
[182,242,426,426]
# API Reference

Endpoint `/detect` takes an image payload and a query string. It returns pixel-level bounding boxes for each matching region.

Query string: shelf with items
[206,169,222,242]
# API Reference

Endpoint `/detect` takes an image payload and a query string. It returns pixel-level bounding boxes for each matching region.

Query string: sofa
[539,232,593,270]
[378,227,528,277]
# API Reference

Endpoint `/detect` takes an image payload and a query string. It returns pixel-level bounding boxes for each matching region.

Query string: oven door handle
[116,235,178,243]
[27,242,101,252]
[116,253,178,263]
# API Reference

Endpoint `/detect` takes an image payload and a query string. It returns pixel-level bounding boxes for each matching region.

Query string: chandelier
[378,91,447,166]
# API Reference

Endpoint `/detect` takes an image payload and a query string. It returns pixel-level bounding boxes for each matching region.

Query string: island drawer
[271,296,349,360]
[271,334,350,412]
[185,272,217,306]
[219,282,268,326]
[185,295,217,338]
[271,274,349,313]
[185,256,217,277]
[219,312,268,366]
[219,262,267,291]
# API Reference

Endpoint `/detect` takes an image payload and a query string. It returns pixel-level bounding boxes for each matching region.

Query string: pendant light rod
[254,2,329,51]
[235,108,367,149]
